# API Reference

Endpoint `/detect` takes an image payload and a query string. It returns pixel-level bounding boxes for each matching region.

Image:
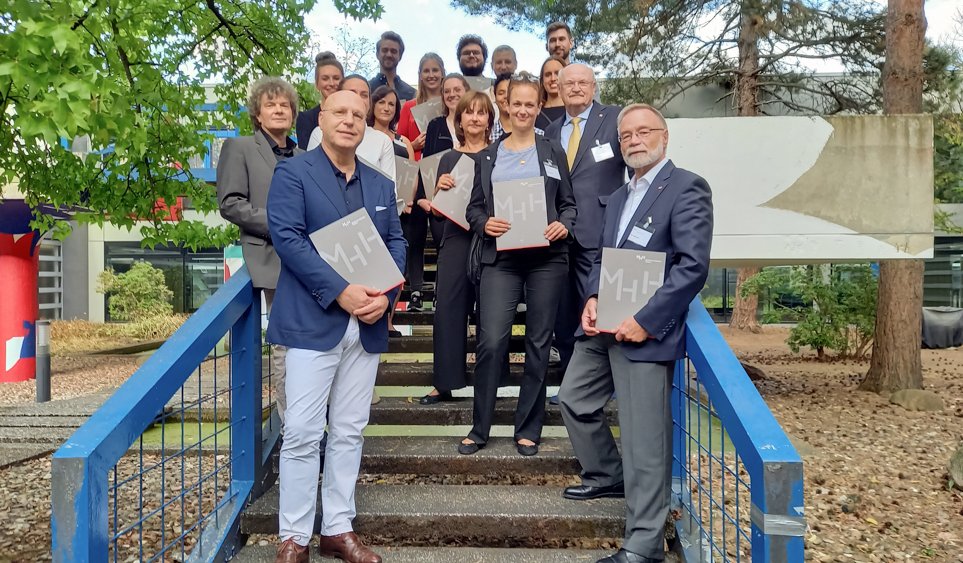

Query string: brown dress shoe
[317,531,382,563]
[275,538,308,563]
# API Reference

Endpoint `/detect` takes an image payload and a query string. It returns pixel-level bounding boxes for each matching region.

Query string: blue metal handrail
[673,299,805,561]
[51,267,262,562]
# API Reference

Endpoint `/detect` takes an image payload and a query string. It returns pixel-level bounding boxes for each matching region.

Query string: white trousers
[278,317,379,544]
[263,289,286,423]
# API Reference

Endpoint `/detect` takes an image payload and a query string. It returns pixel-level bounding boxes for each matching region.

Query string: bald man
[267,90,406,563]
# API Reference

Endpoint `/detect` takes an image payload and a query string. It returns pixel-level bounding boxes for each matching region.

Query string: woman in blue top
[462,72,577,457]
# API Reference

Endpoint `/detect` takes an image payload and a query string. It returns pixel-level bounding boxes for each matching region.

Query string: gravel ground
[1,329,962,561]
[0,355,139,407]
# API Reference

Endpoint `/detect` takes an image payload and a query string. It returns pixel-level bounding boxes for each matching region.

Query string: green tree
[98,261,174,321]
[0,0,382,248]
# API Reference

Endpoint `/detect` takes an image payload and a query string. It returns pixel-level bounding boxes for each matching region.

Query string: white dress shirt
[560,102,595,158]
[616,157,669,243]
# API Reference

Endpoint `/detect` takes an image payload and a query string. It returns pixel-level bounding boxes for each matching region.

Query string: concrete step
[0,425,76,444]
[0,415,91,428]
[375,362,563,386]
[367,397,615,427]
[0,444,55,468]
[240,484,624,543]
[274,436,582,476]
[388,335,527,354]
[232,546,610,562]
[390,311,528,326]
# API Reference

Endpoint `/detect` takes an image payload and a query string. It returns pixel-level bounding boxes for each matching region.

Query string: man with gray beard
[558,104,713,563]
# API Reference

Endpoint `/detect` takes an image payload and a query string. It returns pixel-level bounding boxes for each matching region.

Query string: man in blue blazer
[558,104,713,563]
[545,63,627,373]
[267,91,405,563]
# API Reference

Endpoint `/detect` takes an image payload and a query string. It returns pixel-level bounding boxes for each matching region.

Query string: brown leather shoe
[275,538,308,563]
[317,531,382,563]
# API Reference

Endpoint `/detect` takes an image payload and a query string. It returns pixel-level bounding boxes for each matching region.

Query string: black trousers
[401,207,428,292]
[432,229,474,391]
[553,242,598,372]
[469,249,568,444]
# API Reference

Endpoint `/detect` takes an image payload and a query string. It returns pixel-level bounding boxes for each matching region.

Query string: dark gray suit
[217,130,304,290]
[559,160,712,559]
[545,103,627,368]
[217,129,303,422]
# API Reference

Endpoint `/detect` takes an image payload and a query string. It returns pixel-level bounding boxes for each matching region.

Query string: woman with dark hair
[419,91,494,405]
[535,56,567,131]
[296,52,344,149]
[368,85,414,160]
[460,72,576,457]
[398,53,445,160]
[491,73,513,141]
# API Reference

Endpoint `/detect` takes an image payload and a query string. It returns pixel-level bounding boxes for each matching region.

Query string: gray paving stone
[0,444,53,468]
[241,484,625,543]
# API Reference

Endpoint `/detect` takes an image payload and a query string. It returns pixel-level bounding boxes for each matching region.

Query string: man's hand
[435,173,455,193]
[615,317,649,343]
[355,292,390,325]
[484,217,511,237]
[336,284,374,314]
[544,221,568,242]
[417,198,432,213]
[581,297,600,336]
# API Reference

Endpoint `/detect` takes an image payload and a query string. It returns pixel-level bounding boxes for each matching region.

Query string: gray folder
[465,75,492,93]
[309,208,405,294]
[418,149,450,201]
[596,248,666,332]
[410,98,443,132]
[430,153,474,230]
[395,156,420,204]
[492,177,549,251]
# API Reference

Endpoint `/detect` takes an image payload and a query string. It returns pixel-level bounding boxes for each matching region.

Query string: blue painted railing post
[671,359,687,481]
[231,293,262,487]
[51,456,109,562]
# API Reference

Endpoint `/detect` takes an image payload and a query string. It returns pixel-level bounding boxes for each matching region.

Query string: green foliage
[97,261,174,322]
[740,265,878,360]
[935,113,963,205]
[0,0,380,249]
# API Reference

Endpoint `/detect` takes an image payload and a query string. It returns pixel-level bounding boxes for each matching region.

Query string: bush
[98,261,174,321]
[740,265,877,360]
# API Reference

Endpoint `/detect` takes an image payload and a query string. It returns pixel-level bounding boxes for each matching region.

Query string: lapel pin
[657,185,665,190]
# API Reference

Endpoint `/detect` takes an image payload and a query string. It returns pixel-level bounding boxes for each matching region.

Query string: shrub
[98,261,174,322]
[740,265,877,360]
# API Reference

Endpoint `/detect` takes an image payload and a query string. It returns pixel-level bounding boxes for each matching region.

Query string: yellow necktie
[567,117,582,170]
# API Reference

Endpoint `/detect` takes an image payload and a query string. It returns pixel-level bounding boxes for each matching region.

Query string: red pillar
[0,233,39,383]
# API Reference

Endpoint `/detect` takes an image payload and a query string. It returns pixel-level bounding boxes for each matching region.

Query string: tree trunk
[729,5,763,332]
[860,0,926,393]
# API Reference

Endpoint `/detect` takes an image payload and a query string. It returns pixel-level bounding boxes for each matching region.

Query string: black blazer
[466,135,577,265]
[423,115,454,158]
[295,106,321,151]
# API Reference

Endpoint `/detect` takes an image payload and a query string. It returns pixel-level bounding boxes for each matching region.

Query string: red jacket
[397,99,422,160]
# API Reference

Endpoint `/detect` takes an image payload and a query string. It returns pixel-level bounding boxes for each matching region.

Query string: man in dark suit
[558,104,713,563]
[267,90,405,563]
[217,76,302,422]
[545,63,627,374]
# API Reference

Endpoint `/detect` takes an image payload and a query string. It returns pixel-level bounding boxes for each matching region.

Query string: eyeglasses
[561,79,594,91]
[619,128,666,143]
[321,108,366,123]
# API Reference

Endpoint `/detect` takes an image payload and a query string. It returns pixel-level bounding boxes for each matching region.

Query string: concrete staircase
[233,247,634,562]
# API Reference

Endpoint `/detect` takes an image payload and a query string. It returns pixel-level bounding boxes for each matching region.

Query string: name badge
[628,226,653,247]
[544,162,561,180]
[591,142,615,162]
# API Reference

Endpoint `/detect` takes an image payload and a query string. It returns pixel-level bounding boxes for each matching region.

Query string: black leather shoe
[457,439,485,455]
[563,481,625,500]
[516,441,539,456]
[419,390,453,405]
[596,549,662,563]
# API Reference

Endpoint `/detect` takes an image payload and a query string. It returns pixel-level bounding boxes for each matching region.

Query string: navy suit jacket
[266,148,407,353]
[586,160,713,362]
[545,103,627,249]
